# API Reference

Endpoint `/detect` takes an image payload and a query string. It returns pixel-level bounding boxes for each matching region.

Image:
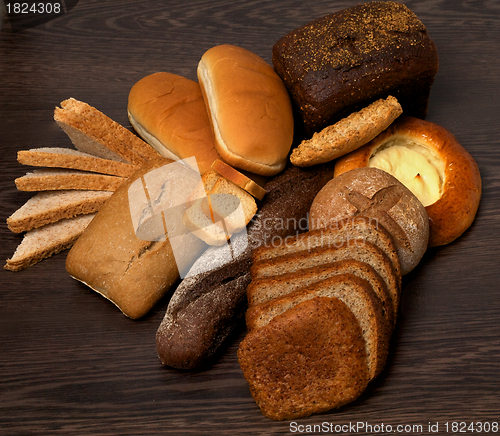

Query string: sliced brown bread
[14,168,125,192]
[6,190,113,233]
[238,296,370,420]
[59,98,160,163]
[246,273,390,380]
[251,239,401,314]
[17,147,137,178]
[247,258,395,328]
[252,216,402,281]
[5,214,95,271]
[55,100,156,166]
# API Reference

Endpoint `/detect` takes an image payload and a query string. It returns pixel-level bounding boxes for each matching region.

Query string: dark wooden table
[1,1,499,434]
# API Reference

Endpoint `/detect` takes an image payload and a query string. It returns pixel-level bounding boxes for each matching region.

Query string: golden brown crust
[290,96,402,167]
[127,72,220,175]
[334,116,482,247]
[198,45,294,176]
[238,296,369,420]
[211,159,266,200]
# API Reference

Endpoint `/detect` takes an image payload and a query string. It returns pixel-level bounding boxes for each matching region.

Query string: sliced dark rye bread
[252,216,402,282]
[246,273,390,380]
[247,258,395,328]
[238,296,370,420]
[251,239,401,314]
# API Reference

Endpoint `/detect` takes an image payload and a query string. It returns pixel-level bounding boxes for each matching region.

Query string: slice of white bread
[247,258,395,328]
[15,168,125,192]
[246,273,391,381]
[211,159,267,200]
[17,147,137,178]
[54,98,159,165]
[252,216,401,281]
[238,296,370,420]
[184,172,258,245]
[251,240,401,315]
[7,190,113,233]
[4,214,95,271]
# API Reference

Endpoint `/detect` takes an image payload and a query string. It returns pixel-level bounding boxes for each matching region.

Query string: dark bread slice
[252,216,401,281]
[246,273,390,380]
[247,258,395,328]
[251,240,401,316]
[238,296,370,420]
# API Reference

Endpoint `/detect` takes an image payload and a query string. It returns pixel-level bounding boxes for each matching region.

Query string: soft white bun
[334,116,482,247]
[128,72,220,175]
[197,45,294,176]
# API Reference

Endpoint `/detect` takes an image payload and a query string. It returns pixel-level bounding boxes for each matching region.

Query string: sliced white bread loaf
[247,258,395,328]
[17,147,137,178]
[4,214,95,271]
[6,190,112,233]
[238,296,370,420]
[252,216,401,281]
[251,240,401,315]
[246,273,390,380]
[15,168,125,192]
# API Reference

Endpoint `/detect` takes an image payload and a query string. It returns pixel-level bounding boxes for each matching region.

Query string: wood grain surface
[1,0,499,434]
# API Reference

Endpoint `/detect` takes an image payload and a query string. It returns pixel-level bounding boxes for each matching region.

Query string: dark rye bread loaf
[272,1,439,134]
[252,216,401,280]
[238,296,370,421]
[156,163,336,369]
[247,259,395,328]
[251,239,401,316]
[245,274,390,381]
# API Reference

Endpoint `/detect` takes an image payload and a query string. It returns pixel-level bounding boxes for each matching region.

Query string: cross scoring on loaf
[341,185,412,252]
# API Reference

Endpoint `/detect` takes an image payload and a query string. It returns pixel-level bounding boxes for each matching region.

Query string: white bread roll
[127,72,220,175]
[197,45,294,176]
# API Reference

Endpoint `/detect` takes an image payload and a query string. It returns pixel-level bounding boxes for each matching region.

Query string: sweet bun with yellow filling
[334,116,481,247]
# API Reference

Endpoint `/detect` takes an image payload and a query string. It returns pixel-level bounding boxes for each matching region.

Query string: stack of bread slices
[237,216,402,420]
[4,98,161,271]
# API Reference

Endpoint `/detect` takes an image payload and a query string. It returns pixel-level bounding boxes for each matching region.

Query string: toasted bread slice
[17,147,137,178]
[238,296,370,420]
[7,190,112,233]
[246,273,390,380]
[5,214,95,271]
[15,168,125,192]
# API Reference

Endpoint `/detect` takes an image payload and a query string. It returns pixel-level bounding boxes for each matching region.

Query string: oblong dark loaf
[155,163,336,369]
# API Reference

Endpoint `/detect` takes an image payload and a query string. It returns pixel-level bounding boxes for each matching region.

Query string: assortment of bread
[4,0,484,423]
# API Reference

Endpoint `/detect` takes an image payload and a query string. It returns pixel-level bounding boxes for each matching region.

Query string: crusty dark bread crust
[155,162,337,369]
[272,1,438,135]
[238,296,369,420]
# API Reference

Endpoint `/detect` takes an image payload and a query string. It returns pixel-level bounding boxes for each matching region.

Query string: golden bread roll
[128,72,220,175]
[309,167,429,275]
[334,116,482,247]
[197,44,294,176]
